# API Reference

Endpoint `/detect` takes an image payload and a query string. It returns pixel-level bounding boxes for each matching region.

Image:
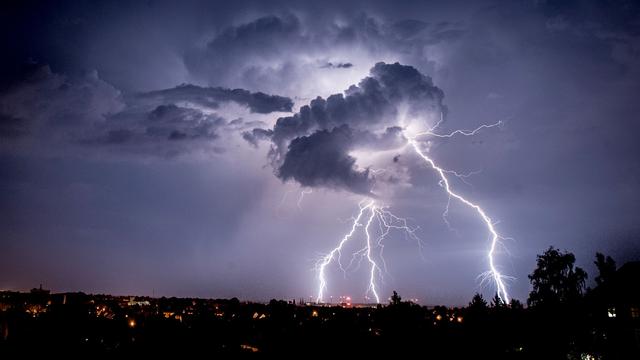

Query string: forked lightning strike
[315,201,420,304]
[316,201,373,304]
[406,120,511,303]
[315,118,511,304]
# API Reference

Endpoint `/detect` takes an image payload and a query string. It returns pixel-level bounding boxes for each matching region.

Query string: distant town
[1,249,639,358]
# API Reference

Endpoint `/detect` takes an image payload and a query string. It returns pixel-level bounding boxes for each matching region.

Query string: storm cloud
[138,84,293,114]
[1,0,640,304]
[0,65,123,139]
[249,61,445,194]
[184,13,465,99]
[0,65,293,157]
[279,125,373,194]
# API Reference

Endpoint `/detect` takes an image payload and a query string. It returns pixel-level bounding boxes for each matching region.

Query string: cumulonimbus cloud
[246,62,447,195]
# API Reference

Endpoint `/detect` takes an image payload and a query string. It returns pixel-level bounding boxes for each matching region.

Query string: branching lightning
[414,121,502,138]
[315,201,373,304]
[315,201,421,304]
[314,116,511,305]
[406,120,511,304]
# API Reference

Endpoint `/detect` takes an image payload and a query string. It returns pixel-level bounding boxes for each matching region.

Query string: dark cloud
[145,104,222,140]
[139,84,293,114]
[251,62,446,193]
[79,103,230,157]
[279,125,373,194]
[193,14,302,63]
[321,62,354,69]
[276,124,405,194]
[184,14,304,93]
[88,104,226,157]
[0,65,292,157]
[0,65,123,134]
[184,13,465,97]
[242,128,273,147]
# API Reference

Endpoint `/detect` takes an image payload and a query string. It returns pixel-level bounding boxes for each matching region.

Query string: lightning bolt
[315,201,421,304]
[363,206,380,303]
[376,206,422,261]
[406,122,511,304]
[414,121,502,138]
[297,188,313,210]
[314,114,510,304]
[316,201,374,304]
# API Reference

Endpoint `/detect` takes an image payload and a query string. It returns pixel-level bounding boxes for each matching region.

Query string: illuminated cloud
[184,14,465,100]
[248,62,446,194]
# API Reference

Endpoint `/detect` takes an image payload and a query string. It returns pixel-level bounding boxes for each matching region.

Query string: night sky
[1,0,639,305]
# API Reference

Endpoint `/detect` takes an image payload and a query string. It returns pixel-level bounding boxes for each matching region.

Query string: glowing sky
[1,0,639,305]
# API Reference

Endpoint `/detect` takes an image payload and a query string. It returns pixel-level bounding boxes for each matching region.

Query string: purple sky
[1,0,639,305]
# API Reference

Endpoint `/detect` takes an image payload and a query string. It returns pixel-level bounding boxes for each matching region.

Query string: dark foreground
[0,286,638,358]
[1,250,639,358]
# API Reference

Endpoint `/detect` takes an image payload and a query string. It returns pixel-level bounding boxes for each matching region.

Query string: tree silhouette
[509,298,523,310]
[594,252,616,286]
[390,290,402,305]
[468,293,488,310]
[527,246,587,307]
[490,293,505,309]
[465,293,489,327]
